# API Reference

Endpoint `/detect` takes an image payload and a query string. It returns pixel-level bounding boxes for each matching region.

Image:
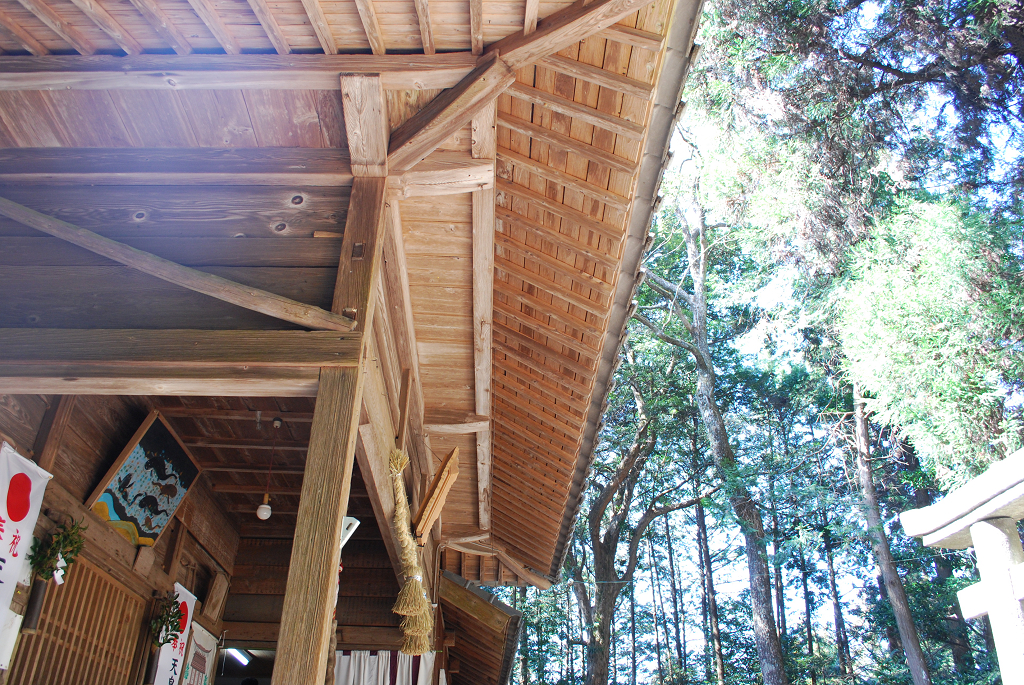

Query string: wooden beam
[495,178,626,245]
[185,0,241,54]
[125,0,192,55]
[157,408,314,421]
[31,395,76,472]
[506,81,646,140]
[184,437,308,450]
[388,53,515,172]
[414,447,459,539]
[0,198,358,332]
[497,112,639,175]
[0,8,49,55]
[387,152,493,197]
[352,0,385,55]
[396,368,413,451]
[340,74,389,177]
[486,0,658,69]
[224,622,404,648]
[412,0,434,54]
[523,0,539,35]
[439,572,516,630]
[0,54,477,91]
[211,484,303,495]
[298,0,336,53]
[423,418,490,435]
[67,0,143,55]
[596,23,664,51]
[469,0,483,55]
[15,0,95,54]
[0,147,353,186]
[332,177,388,330]
[201,464,305,474]
[274,367,363,684]
[0,329,361,366]
[356,423,403,583]
[0,365,322,396]
[498,149,630,210]
[537,54,654,100]
[490,542,553,589]
[246,0,291,54]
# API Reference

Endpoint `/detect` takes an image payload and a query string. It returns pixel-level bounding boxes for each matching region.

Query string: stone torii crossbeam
[900,448,1024,683]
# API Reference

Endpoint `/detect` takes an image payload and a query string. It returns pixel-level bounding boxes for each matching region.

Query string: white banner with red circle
[153,582,197,685]
[0,443,52,614]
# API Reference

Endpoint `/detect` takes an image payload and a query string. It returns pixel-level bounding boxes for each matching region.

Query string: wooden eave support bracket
[413,446,460,541]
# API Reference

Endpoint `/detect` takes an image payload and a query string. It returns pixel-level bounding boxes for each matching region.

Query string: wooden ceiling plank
[184,437,308,450]
[497,111,638,175]
[353,0,386,55]
[0,7,50,55]
[15,0,95,54]
[0,364,322,396]
[340,74,389,177]
[492,357,588,414]
[0,147,353,186]
[538,54,654,100]
[494,301,601,361]
[498,148,630,211]
[496,186,623,249]
[212,484,303,495]
[67,0,143,55]
[494,205,618,271]
[158,409,315,421]
[0,329,360,366]
[469,0,482,55]
[201,465,306,473]
[185,0,241,54]
[412,0,434,55]
[495,230,613,295]
[298,0,336,54]
[491,399,579,454]
[486,0,657,69]
[492,337,592,396]
[245,0,291,54]
[0,197,357,332]
[389,53,514,172]
[0,54,477,90]
[494,254,607,318]
[507,81,645,140]
[125,0,192,54]
[494,281,606,339]
[491,383,585,436]
[596,23,664,51]
[494,319,597,381]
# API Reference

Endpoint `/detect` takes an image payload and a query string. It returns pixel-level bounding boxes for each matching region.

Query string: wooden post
[968,518,1024,683]
[273,177,387,685]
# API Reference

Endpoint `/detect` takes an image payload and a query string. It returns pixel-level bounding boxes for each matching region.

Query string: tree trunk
[584,576,619,685]
[519,587,529,685]
[649,539,665,683]
[698,519,712,682]
[630,585,637,685]
[771,479,787,646]
[696,497,726,685]
[665,515,684,665]
[798,542,816,685]
[823,525,852,676]
[854,385,931,685]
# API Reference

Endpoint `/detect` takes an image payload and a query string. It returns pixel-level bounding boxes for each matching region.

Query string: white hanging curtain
[334,650,434,685]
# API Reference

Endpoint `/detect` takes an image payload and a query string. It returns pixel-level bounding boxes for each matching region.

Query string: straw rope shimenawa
[389,449,434,654]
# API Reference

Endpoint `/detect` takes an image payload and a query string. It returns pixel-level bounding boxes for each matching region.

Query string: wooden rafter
[413,446,459,539]
[67,0,143,55]
[496,179,625,246]
[125,0,192,54]
[487,0,659,69]
[0,197,358,332]
[496,112,639,175]
[506,81,646,140]
[412,0,435,54]
[353,0,386,55]
[494,231,614,295]
[494,205,620,270]
[388,53,514,172]
[498,149,630,211]
[298,0,336,53]
[523,0,539,35]
[0,54,477,90]
[0,8,49,55]
[537,54,654,100]
[15,0,95,54]
[246,0,291,54]
[469,0,483,54]
[596,23,664,51]
[185,0,241,54]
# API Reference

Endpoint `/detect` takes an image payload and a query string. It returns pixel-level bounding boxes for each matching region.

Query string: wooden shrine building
[0,0,702,677]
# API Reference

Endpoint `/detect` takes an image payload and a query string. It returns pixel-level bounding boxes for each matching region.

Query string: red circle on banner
[7,473,31,522]
[178,602,188,631]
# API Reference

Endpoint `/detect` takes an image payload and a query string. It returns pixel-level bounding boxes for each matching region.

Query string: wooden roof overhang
[439,571,522,685]
[0,0,702,673]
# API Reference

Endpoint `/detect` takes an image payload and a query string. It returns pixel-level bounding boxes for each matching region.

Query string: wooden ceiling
[0,0,699,598]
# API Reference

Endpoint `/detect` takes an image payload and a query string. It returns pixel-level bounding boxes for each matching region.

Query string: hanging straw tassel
[401,607,433,636]
[401,631,432,656]
[393,575,428,616]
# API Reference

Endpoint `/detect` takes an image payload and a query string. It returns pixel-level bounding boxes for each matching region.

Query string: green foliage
[28,519,86,580]
[837,199,1024,482]
[150,592,184,648]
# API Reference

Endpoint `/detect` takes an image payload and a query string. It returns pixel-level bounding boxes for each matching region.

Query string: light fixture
[340,516,360,550]
[227,648,251,666]
[256,418,282,520]
[256,493,272,520]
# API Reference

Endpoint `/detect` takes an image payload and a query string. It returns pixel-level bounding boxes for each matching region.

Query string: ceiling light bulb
[227,648,251,665]
[256,493,272,520]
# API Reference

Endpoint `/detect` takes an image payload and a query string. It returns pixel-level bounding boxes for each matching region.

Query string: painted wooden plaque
[87,411,200,547]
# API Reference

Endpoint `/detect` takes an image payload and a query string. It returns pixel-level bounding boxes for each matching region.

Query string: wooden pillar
[970,518,1024,683]
[273,177,387,685]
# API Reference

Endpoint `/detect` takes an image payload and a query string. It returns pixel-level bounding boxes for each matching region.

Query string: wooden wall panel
[0,394,49,456]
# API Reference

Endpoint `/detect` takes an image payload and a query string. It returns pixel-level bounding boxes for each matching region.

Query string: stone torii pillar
[900,448,1024,683]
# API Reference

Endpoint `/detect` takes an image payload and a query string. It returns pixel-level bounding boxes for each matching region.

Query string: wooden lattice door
[7,557,147,685]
